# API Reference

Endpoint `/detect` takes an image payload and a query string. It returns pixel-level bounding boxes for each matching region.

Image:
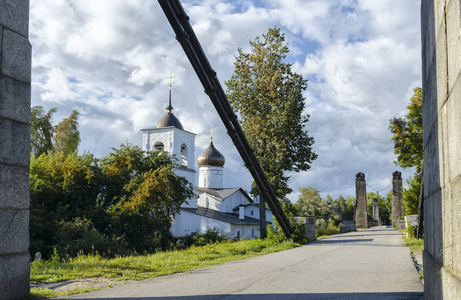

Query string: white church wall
[170,210,202,237]
[230,224,260,239]
[198,194,223,211]
[243,204,274,226]
[200,217,230,234]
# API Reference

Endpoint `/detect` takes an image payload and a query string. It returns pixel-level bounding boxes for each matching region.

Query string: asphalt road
[59,226,423,300]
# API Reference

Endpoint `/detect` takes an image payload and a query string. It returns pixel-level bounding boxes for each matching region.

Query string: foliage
[316,222,341,238]
[54,110,81,156]
[294,187,341,227]
[225,26,317,198]
[402,173,421,215]
[365,192,391,224]
[29,144,193,258]
[31,106,57,157]
[179,228,229,248]
[389,87,423,218]
[31,239,299,284]
[389,87,423,173]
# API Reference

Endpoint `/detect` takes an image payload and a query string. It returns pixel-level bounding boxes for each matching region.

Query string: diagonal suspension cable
[157,0,293,238]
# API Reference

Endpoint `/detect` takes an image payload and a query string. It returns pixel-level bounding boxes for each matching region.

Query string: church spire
[165,72,176,113]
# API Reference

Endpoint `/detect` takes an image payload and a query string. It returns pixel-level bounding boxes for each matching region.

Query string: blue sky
[29,0,422,201]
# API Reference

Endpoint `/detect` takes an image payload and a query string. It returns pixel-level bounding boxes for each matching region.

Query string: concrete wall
[0,0,31,298]
[421,0,461,298]
[294,217,316,241]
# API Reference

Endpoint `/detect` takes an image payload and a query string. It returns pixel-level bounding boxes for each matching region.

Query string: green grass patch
[31,239,298,284]
[403,236,424,255]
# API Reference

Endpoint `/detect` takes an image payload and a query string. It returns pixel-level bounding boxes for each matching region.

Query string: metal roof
[181,207,269,225]
[195,187,253,203]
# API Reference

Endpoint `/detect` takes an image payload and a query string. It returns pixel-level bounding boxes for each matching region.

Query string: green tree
[101,144,194,252]
[225,26,317,198]
[294,187,340,227]
[31,106,57,156]
[54,110,81,155]
[389,87,423,172]
[389,87,423,216]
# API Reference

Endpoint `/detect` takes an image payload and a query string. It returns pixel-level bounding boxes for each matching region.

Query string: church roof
[155,82,184,130]
[195,187,253,203]
[181,207,268,225]
[197,141,225,167]
[156,112,184,130]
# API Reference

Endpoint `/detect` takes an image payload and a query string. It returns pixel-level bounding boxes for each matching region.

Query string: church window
[250,210,254,216]
[181,143,188,167]
[154,142,164,151]
[237,231,240,239]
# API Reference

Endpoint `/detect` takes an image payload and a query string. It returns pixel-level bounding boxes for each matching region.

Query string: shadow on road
[67,292,423,300]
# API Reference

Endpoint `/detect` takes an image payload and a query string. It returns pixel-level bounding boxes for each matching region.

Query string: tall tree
[389,87,423,172]
[54,110,81,156]
[389,87,423,215]
[225,26,317,199]
[31,106,57,157]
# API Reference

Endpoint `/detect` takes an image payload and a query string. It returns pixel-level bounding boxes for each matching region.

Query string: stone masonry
[372,198,379,223]
[391,171,403,227]
[421,0,461,298]
[0,0,31,298]
[354,172,367,228]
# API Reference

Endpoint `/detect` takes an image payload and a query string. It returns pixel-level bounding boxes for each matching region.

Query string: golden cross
[165,72,176,87]
[207,124,216,140]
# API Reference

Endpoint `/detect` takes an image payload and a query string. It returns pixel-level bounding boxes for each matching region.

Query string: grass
[31,239,298,285]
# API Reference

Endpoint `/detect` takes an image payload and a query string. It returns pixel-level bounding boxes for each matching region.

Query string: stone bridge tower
[391,171,403,227]
[354,172,368,228]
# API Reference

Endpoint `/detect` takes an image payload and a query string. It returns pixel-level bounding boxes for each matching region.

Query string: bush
[56,217,124,258]
[178,228,229,248]
[406,224,418,239]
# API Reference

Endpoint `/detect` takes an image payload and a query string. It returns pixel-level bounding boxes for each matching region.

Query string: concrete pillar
[0,0,31,298]
[354,172,367,228]
[372,198,379,223]
[392,171,403,227]
[421,1,461,298]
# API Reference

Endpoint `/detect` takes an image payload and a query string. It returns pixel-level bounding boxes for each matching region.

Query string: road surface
[58,226,423,300]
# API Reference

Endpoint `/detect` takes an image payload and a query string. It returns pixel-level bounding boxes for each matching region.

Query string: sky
[29,0,422,202]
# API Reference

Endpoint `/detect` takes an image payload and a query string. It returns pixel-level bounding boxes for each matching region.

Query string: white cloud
[29,0,422,201]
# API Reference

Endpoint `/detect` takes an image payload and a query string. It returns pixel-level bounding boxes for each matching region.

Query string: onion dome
[197,141,225,167]
[155,82,184,130]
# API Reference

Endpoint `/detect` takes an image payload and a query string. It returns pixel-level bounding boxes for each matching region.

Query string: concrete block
[424,192,434,256]
[0,118,30,167]
[0,164,29,209]
[442,266,461,300]
[421,0,436,84]
[451,178,461,277]
[435,19,448,111]
[423,127,440,198]
[432,190,443,262]
[0,0,29,37]
[0,252,30,299]
[437,103,448,189]
[0,74,31,124]
[446,0,461,93]
[422,58,438,147]
[446,89,461,181]
[0,209,29,254]
[443,183,453,269]
[2,28,31,83]
[423,250,442,300]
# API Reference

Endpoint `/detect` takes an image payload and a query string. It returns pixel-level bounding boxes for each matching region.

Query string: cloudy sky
[29,0,422,202]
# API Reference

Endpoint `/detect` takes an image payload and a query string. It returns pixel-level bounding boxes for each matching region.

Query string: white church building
[141,85,272,239]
